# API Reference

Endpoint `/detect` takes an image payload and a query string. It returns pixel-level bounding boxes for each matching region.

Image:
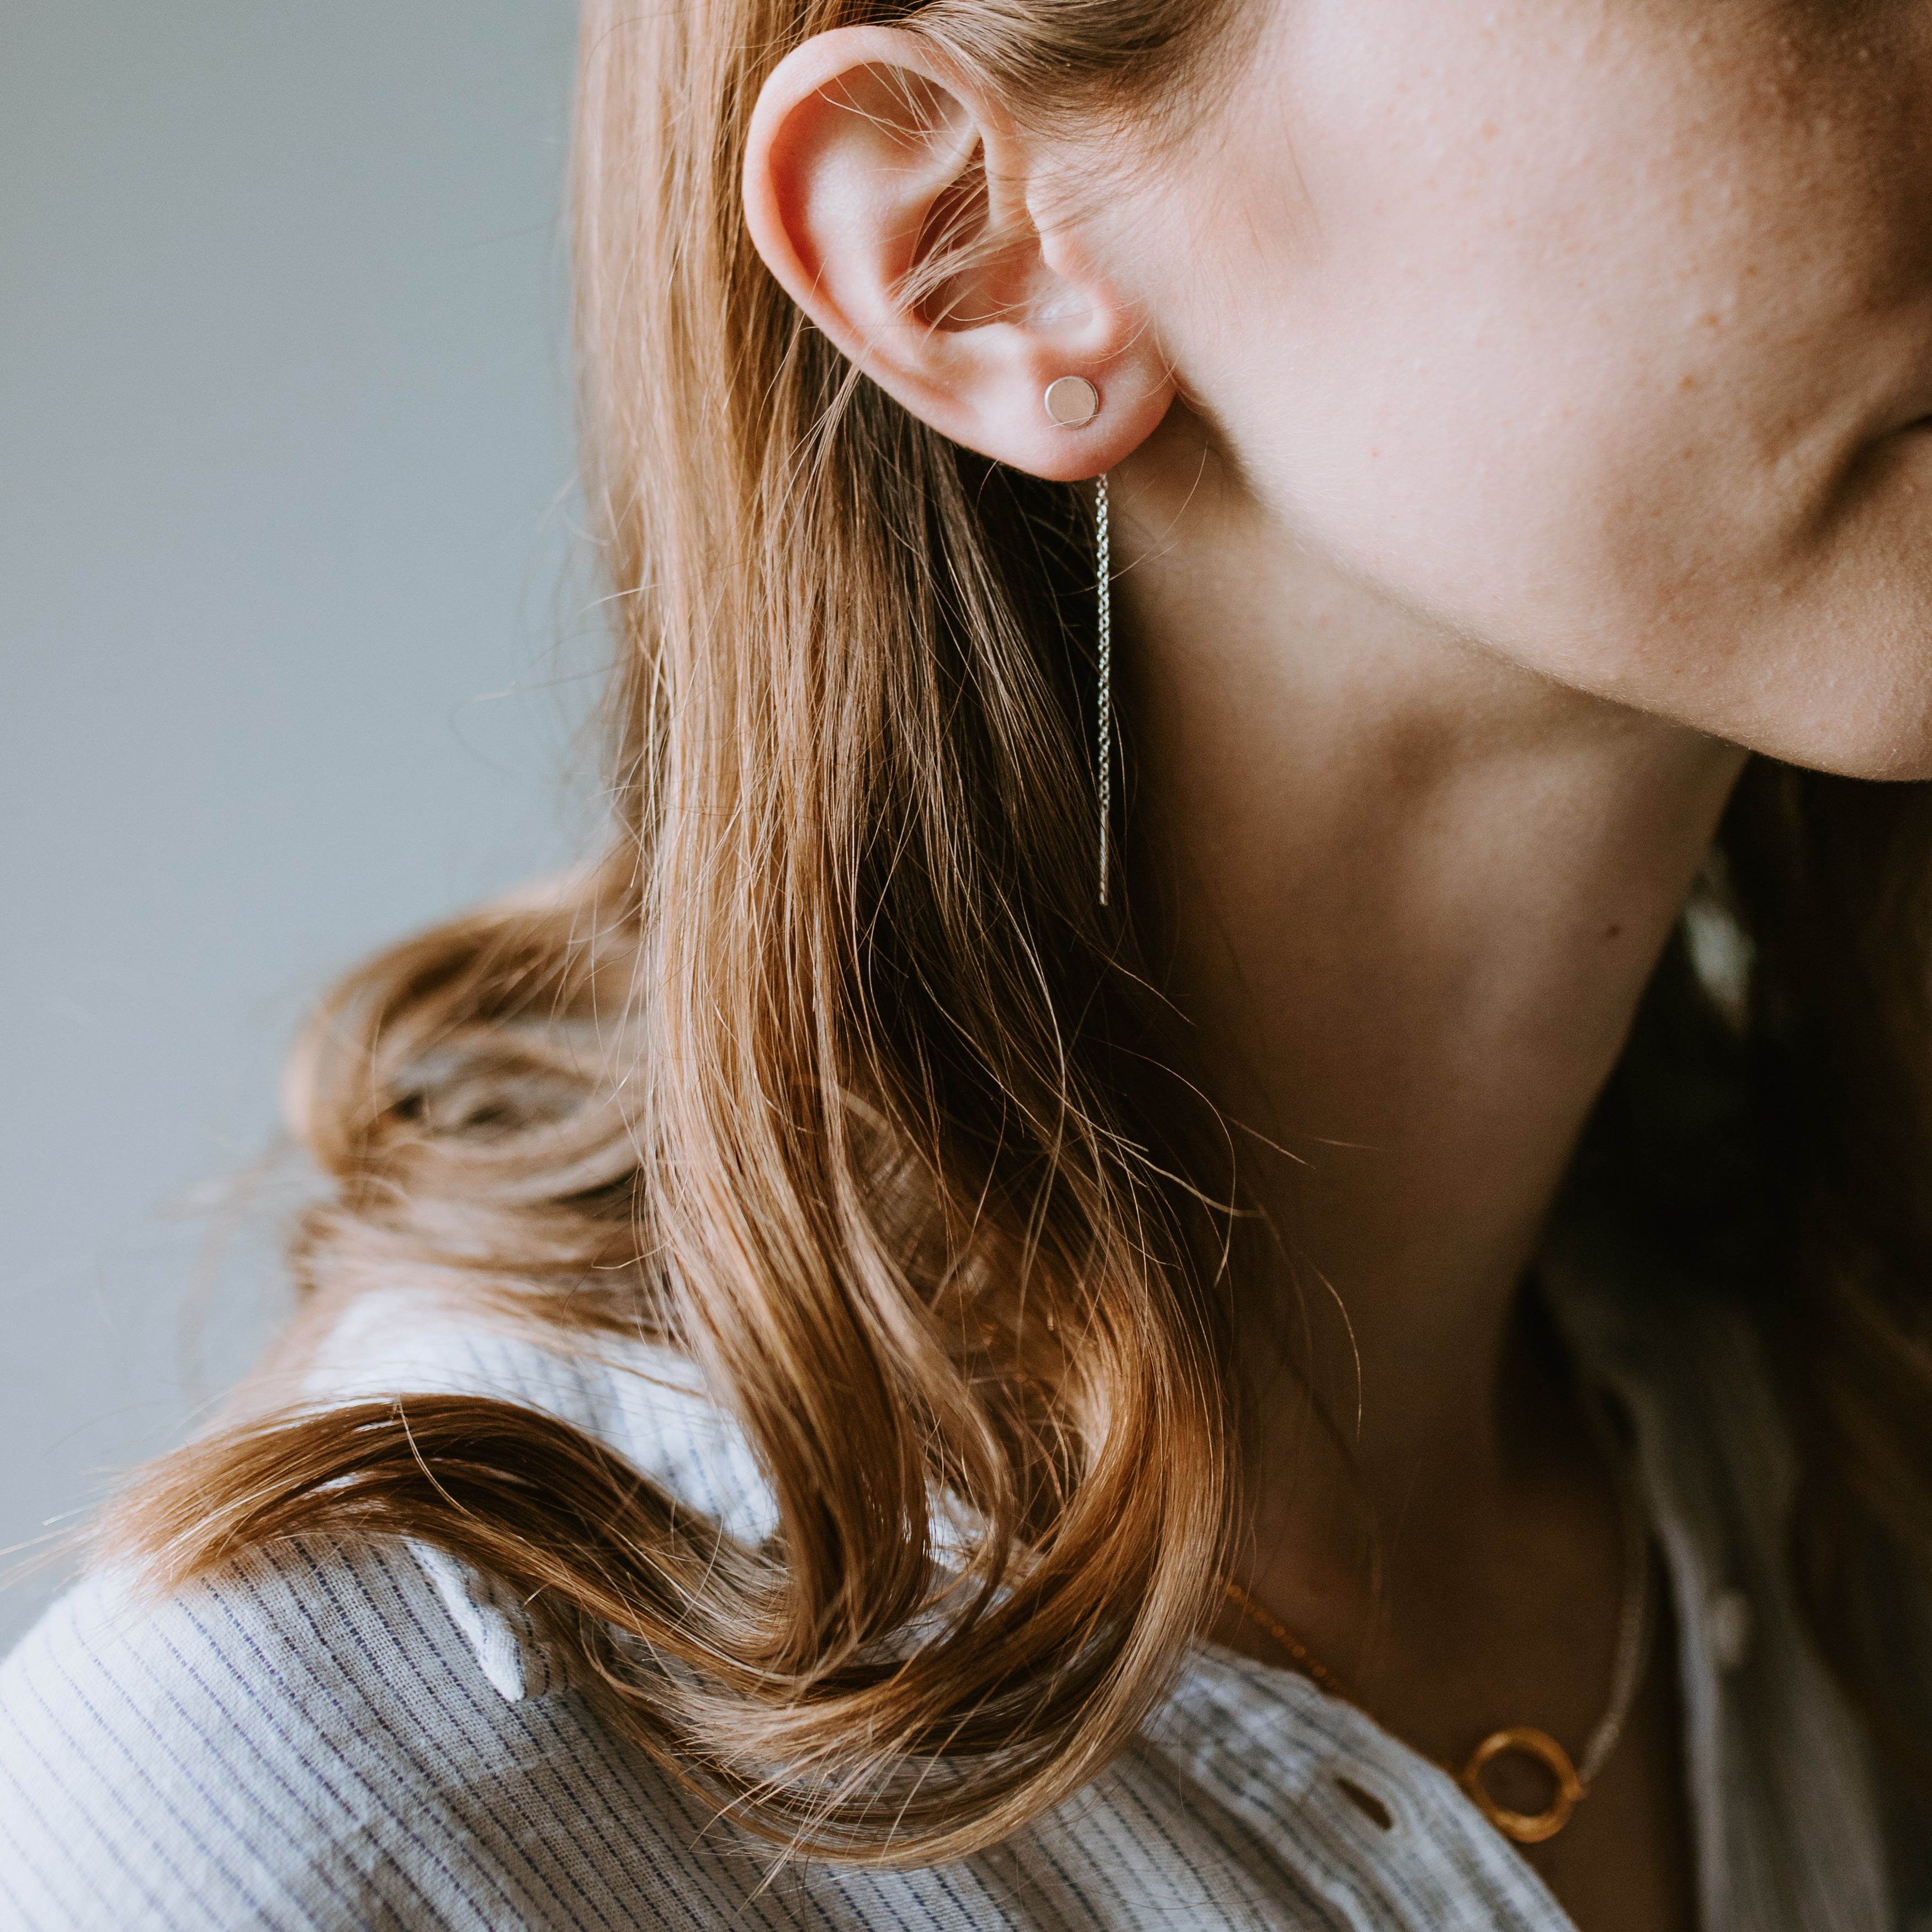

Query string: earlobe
[743,28,1175,481]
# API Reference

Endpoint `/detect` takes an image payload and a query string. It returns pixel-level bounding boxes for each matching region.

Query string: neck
[1113,408,1745,1555]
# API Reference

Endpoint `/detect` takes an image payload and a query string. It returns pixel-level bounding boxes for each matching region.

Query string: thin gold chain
[1219,1392,1655,1846]
[1220,1578,1355,1701]
[1221,1543,1650,1787]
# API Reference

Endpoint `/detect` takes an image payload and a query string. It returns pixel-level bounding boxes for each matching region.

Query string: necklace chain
[1221,1394,1655,1847]
[1220,1579,1355,1700]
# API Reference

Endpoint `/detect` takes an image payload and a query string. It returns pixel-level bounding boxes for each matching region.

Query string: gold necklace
[1221,1428,1655,1847]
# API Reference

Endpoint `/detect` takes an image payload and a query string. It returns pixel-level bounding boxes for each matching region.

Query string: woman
[3,1,1928,1926]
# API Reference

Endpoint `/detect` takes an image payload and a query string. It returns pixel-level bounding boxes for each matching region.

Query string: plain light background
[1,4,593,1648]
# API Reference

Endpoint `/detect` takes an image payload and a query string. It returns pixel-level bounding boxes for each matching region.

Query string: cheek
[1174,0,1932,774]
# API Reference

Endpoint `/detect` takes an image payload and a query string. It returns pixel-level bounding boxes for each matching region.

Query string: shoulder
[0,1294,1340,1931]
[0,1541,1301,1932]
[0,1537,751,1931]
[0,1295,796,1930]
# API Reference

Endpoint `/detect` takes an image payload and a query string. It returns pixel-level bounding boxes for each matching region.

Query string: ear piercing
[1043,375,1101,428]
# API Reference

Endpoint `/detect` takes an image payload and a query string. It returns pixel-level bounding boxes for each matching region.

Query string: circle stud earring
[1043,375,1101,428]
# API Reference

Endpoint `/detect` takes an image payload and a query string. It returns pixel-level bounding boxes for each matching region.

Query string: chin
[1705,622,1932,785]
[1753,713,1932,787]
[1844,745,1932,784]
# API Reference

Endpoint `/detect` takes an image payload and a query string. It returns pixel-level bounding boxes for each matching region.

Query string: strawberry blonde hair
[106,0,1932,1861]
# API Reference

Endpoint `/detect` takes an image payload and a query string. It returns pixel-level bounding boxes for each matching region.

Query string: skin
[745,3,1932,1925]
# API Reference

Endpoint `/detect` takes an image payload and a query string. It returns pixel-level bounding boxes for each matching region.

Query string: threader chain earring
[1094,471,1112,908]
[1043,376,1111,906]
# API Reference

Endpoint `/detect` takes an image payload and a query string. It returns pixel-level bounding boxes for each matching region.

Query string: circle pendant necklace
[1221,1416,1654,1846]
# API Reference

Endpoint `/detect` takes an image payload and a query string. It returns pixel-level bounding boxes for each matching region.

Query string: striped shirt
[0,1234,1923,1930]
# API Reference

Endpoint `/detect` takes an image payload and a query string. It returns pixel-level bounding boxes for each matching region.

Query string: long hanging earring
[1094,471,1112,909]
[1042,376,1111,906]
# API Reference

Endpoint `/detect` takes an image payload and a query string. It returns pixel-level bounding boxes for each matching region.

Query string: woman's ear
[744,27,1174,481]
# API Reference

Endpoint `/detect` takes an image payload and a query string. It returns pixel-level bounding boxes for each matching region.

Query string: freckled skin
[1126,0,1932,775]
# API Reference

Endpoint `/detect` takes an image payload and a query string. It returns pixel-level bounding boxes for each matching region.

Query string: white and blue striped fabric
[0,1239,1919,1930]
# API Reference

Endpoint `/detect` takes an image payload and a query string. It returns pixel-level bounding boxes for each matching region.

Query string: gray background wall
[1,3,590,1648]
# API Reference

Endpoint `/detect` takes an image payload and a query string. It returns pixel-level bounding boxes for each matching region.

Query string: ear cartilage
[1044,376,1101,428]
